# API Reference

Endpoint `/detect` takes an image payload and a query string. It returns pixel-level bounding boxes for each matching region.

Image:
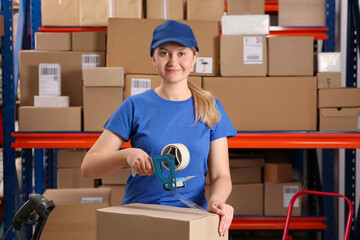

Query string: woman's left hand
[207,199,234,237]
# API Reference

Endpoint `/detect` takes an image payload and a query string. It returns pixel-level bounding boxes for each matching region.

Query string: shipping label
[81,197,103,203]
[131,78,151,96]
[283,186,299,208]
[243,37,263,64]
[39,64,61,96]
[82,54,101,79]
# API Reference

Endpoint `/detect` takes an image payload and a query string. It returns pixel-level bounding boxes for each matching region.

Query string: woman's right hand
[125,148,154,176]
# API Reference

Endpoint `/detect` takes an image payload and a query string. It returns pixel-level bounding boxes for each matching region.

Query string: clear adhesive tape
[160,143,190,170]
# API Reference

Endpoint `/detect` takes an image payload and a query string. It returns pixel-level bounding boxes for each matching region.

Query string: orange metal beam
[11,132,360,149]
[230,217,327,230]
[269,27,329,40]
[265,0,279,13]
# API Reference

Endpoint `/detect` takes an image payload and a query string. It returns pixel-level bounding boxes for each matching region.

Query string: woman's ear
[152,56,156,68]
[192,52,199,66]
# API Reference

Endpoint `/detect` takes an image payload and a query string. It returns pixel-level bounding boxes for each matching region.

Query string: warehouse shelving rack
[1,0,359,240]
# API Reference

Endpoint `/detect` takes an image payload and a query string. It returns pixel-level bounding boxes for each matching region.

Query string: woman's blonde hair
[188,81,220,128]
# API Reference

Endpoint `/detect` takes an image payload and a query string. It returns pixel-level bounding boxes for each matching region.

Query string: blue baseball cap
[150,20,199,56]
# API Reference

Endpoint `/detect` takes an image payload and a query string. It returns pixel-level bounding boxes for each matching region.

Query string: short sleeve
[103,98,134,141]
[210,99,237,142]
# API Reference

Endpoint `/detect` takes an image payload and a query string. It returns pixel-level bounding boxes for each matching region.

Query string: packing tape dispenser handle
[130,143,190,177]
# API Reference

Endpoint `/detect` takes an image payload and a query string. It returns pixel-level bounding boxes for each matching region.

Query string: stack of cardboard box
[18,31,106,131]
[100,167,130,206]
[317,52,360,131]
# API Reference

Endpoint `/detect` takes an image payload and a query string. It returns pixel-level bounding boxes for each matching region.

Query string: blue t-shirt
[104,89,237,209]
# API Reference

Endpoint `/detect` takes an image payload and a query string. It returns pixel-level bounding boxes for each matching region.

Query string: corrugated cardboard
[58,168,94,188]
[206,183,263,215]
[264,182,302,216]
[18,107,82,131]
[35,32,72,51]
[229,158,265,168]
[101,184,126,206]
[72,31,107,52]
[203,77,317,131]
[318,88,360,108]
[102,168,131,185]
[206,167,261,184]
[41,0,80,26]
[319,108,360,131]
[146,0,184,19]
[187,0,224,21]
[227,0,265,15]
[220,35,267,76]
[79,0,109,26]
[57,149,87,168]
[124,74,202,99]
[0,15,4,37]
[114,0,143,18]
[107,18,220,76]
[83,87,124,132]
[268,36,314,76]
[96,203,227,239]
[42,188,111,240]
[84,67,124,87]
[278,0,326,26]
[264,163,292,183]
[317,72,342,89]
[20,50,106,106]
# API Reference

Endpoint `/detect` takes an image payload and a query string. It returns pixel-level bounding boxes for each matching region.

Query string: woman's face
[152,42,198,84]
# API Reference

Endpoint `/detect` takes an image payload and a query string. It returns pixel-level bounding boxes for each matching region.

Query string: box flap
[97,203,215,221]
[43,188,111,204]
[320,108,360,118]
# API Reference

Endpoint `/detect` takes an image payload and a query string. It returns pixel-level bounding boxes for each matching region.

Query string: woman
[81,20,237,237]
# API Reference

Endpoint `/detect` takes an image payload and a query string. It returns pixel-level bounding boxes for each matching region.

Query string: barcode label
[244,37,263,64]
[39,64,61,96]
[131,78,151,96]
[283,186,299,208]
[81,197,103,203]
[82,54,101,80]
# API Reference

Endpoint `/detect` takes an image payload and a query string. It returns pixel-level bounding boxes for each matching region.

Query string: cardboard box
[58,168,94,188]
[206,183,263,215]
[0,15,4,37]
[203,77,317,131]
[317,72,341,89]
[41,0,79,26]
[83,87,124,131]
[227,0,265,15]
[206,167,261,184]
[107,18,220,76]
[34,95,69,108]
[221,15,269,35]
[72,31,107,52]
[84,67,124,87]
[35,32,72,51]
[19,107,82,131]
[20,50,106,106]
[220,35,267,76]
[318,88,360,108]
[42,188,111,240]
[319,108,360,131]
[268,36,314,76]
[229,158,265,168]
[79,0,109,26]
[96,203,227,239]
[113,0,143,18]
[124,74,202,99]
[57,149,87,168]
[278,0,326,27]
[146,0,184,20]
[101,184,126,206]
[102,168,131,185]
[187,0,224,21]
[264,163,292,183]
[264,182,302,216]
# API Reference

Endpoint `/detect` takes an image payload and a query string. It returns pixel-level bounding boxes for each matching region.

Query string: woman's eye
[160,52,168,56]
[179,52,186,56]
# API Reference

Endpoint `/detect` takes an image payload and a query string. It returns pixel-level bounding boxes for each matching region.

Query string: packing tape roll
[160,143,190,170]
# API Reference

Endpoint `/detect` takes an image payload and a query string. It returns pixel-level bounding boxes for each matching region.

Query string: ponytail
[188,81,221,128]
